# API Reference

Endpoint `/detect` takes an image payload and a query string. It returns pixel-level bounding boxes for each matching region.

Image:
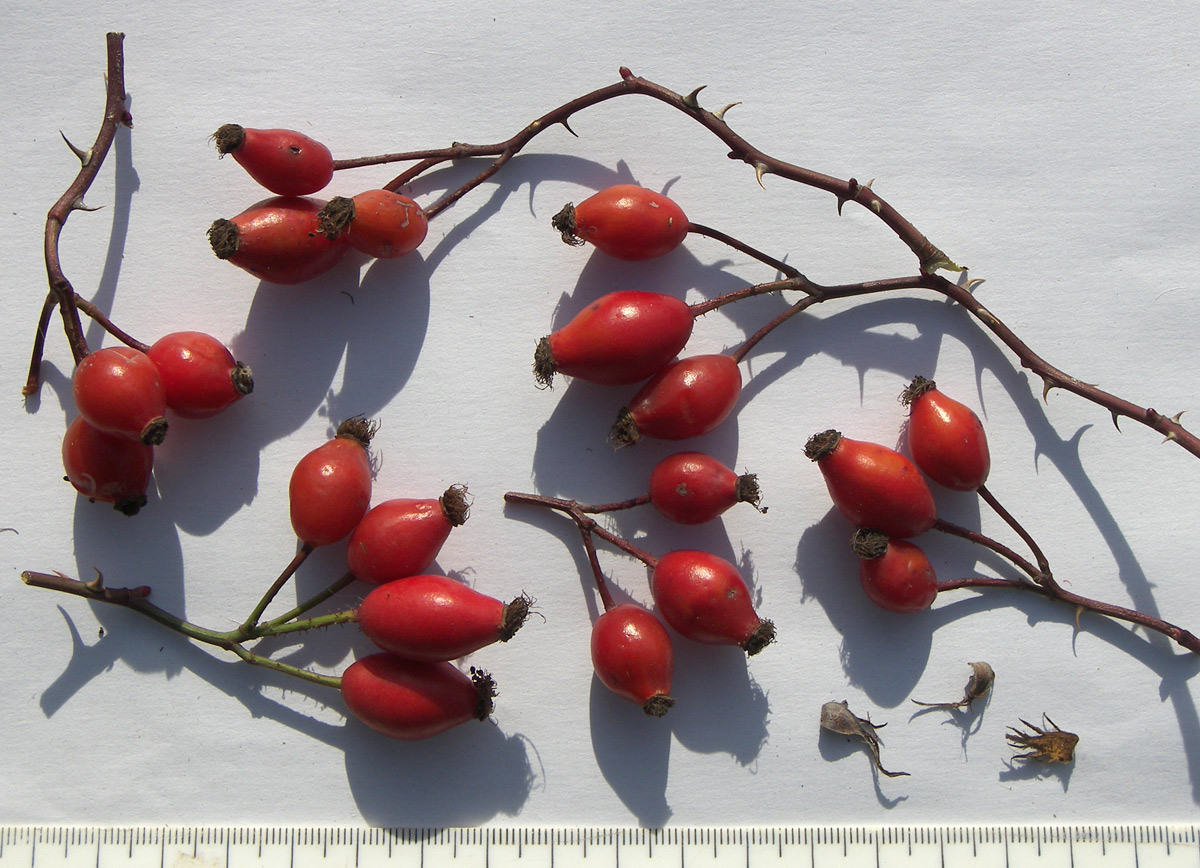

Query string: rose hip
[318,191,428,259]
[902,376,991,491]
[208,196,349,285]
[804,429,937,538]
[650,550,775,655]
[648,451,761,524]
[533,291,694,388]
[591,604,675,716]
[288,417,375,547]
[212,125,334,197]
[340,654,496,740]
[72,346,168,446]
[62,415,154,516]
[610,354,742,446]
[553,184,689,260]
[356,575,530,662]
[852,529,939,614]
[146,332,253,419]
[347,485,470,584]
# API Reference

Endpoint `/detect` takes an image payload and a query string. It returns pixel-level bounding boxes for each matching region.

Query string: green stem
[263,571,358,628]
[240,543,313,632]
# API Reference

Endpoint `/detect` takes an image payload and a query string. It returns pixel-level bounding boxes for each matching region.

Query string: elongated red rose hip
[610,354,742,446]
[289,417,375,547]
[647,451,762,524]
[591,604,675,716]
[347,485,470,584]
[147,332,253,419]
[72,346,168,446]
[534,291,693,388]
[340,654,496,740]
[901,376,991,491]
[318,190,428,259]
[553,184,689,261]
[208,196,349,285]
[213,125,334,196]
[650,550,775,655]
[356,575,531,662]
[805,429,936,538]
[62,416,154,516]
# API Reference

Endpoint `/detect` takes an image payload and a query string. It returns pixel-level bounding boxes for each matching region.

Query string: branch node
[682,85,707,110]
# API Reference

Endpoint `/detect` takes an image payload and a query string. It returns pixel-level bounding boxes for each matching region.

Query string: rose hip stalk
[347,485,471,585]
[355,575,531,662]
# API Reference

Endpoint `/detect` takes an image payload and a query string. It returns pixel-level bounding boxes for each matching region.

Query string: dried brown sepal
[804,429,841,461]
[335,416,379,448]
[1007,714,1078,763]
[211,123,246,156]
[469,666,498,722]
[609,407,640,448]
[900,375,936,408]
[533,337,556,389]
[742,619,776,656]
[551,202,584,246]
[850,527,889,560]
[819,699,909,778]
[642,694,675,717]
[735,473,764,512]
[911,661,995,709]
[317,196,356,241]
[498,593,533,642]
[231,362,255,396]
[440,484,472,527]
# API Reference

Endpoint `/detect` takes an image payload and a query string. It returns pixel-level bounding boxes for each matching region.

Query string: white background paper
[2,0,1198,827]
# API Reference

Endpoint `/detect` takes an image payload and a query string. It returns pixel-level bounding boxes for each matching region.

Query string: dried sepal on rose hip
[1007,714,1078,763]
[911,661,995,710]
[820,699,909,778]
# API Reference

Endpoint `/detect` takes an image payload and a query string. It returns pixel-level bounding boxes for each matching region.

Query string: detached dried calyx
[911,661,994,710]
[819,699,908,778]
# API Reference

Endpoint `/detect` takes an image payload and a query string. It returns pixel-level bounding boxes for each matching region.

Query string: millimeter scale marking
[2,826,1199,868]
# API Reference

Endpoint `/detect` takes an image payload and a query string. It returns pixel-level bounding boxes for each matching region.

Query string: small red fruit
[347,485,470,584]
[146,332,253,419]
[610,354,742,446]
[902,376,991,491]
[340,654,496,740]
[534,291,694,388]
[591,604,675,716]
[72,346,168,446]
[212,124,334,196]
[553,184,689,261]
[318,191,428,259]
[647,451,762,525]
[852,529,939,614]
[804,429,937,538]
[208,196,349,285]
[356,576,531,662]
[62,416,154,515]
[650,550,775,654]
[288,417,375,547]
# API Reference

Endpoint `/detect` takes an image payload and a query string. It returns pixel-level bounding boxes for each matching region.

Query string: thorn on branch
[1111,412,1122,431]
[84,567,105,592]
[1041,378,1056,403]
[71,198,104,214]
[60,132,93,167]
[560,119,579,138]
[713,102,741,122]
[753,162,770,189]
[682,85,707,110]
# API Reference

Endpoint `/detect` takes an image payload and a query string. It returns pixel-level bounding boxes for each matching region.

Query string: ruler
[2,827,1198,868]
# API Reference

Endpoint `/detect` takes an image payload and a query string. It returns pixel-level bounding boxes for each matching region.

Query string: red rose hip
[347,485,470,584]
[553,184,689,261]
[72,346,168,446]
[647,451,762,525]
[852,529,939,614]
[213,124,334,196]
[902,376,991,491]
[62,415,154,515]
[208,196,349,285]
[289,417,375,547]
[591,604,675,716]
[147,332,253,419]
[611,354,742,446]
[650,550,775,654]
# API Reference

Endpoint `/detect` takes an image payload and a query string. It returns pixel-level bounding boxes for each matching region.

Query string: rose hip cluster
[65,332,252,515]
[207,125,428,284]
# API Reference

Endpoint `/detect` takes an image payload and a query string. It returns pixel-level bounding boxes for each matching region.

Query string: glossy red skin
[341,654,483,740]
[591,604,674,708]
[147,332,245,419]
[572,185,689,260]
[62,415,154,512]
[648,451,739,524]
[230,128,334,196]
[222,197,348,284]
[357,576,506,662]
[347,190,428,258]
[288,437,372,547]
[548,291,693,385]
[859,539,938,614]
[72,346,167,444]
[347,497,451,584]
[627,354,742,440]
[816,436,937,538]
[908,387,991,491]
[650,550,765,647]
